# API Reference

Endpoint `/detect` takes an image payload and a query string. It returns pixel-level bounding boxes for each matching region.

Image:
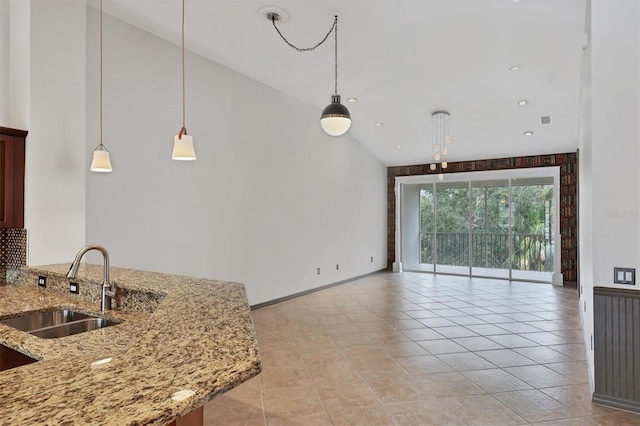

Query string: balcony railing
[420,232,554,272]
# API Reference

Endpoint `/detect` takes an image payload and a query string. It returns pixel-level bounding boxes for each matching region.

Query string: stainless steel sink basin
[0,309,118,339]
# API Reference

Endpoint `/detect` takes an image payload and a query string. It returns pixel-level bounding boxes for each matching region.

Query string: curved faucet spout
[67,245,114,311]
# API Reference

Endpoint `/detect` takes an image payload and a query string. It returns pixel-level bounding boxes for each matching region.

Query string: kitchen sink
[0,309,118,339]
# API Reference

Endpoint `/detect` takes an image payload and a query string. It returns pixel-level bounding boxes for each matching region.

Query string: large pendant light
[265,11,351,137]
[172,0,196,160]
[90,0,113,173]
[320,16,351,136]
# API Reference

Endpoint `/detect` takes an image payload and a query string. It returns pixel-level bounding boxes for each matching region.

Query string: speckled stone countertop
[0,264,261,426]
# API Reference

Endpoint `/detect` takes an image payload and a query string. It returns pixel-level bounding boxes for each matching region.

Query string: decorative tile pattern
[0,228,27,283]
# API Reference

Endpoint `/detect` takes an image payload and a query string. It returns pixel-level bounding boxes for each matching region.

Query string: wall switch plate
[38,276,47,288]
[69,282,79,294]
[370,257,373,263]
[614,267,635,285]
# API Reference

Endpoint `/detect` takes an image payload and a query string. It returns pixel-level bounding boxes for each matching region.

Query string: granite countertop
[0,264,261,426]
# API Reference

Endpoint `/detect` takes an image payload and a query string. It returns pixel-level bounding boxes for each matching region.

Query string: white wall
[2,1,86,262]
[23,0,87,265]
[580,0,640,391]
[0,0,8,124]
[84,10,387,305]
[8,0,29,130]
[577,0,594,389]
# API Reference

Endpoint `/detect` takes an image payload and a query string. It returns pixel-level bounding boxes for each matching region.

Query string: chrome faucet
[67,245,115,311]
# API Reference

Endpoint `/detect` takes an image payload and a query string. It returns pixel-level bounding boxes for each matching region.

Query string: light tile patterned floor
[204,272,640,425]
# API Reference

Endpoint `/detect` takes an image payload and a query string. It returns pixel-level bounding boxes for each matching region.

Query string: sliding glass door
[403,168,558,283]
[435,181,470,275]
[510,176,554,281]
[470,179,510,279]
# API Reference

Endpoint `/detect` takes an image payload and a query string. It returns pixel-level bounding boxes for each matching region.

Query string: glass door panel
[510,177,554,282]
[470,179,510,279]
[435,181,469,274]
[419,187,435,271]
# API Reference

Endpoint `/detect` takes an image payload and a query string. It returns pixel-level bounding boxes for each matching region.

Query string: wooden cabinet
[0,127,27,229]
[0,344,37,372]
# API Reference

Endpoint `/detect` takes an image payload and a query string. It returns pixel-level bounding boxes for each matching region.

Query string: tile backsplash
[0,228,27,283]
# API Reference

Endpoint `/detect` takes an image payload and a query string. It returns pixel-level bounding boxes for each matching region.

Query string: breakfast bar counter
[0,264,261,425]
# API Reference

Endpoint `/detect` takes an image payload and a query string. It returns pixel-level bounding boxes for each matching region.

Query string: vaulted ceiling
[100,0,587,166]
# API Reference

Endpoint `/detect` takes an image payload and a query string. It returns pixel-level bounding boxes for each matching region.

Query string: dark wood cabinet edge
[0,127,28,138]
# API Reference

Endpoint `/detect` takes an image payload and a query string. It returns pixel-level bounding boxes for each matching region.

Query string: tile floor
[204,272,640,425]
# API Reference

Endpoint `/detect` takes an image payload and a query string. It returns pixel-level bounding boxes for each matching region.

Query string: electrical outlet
[370,257,373,263]
[38,276,47,288]
[584,301,586,312]
[317,267,320,275]
[69,282,79,294]
[336,264,339,270]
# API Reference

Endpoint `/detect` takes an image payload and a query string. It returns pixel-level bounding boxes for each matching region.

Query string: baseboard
[592,393,640,414]
[250,269,387,310]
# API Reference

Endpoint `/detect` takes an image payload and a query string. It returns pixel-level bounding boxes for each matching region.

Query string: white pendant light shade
[320,95,351,136]
[430,164,436,171]
[91,147,112,172]
[172,133,196,160]
[320,116,351,136]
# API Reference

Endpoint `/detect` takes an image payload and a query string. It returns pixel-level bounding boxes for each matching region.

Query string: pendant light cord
[99,0,103,148]
[181,0,186,133]
[334,16,338,95]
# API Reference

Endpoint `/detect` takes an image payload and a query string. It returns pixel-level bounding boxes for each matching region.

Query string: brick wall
[387,152,578,283]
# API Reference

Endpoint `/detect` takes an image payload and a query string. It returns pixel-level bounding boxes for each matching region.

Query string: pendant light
[431,111,451,180]
[172,0,196,160]
[265,11,351,136]
[90,0,113,173]
[320,16,351,136]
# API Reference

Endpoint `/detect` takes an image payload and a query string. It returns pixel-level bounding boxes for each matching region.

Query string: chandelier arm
[271,15,337,53]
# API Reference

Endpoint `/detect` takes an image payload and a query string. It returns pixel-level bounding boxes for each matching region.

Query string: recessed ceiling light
[509,65,521,71]
[524,131,533,136]
[375,122,384,127]
[517,100,528,106]
[346,97,358,103]
[396,145,403,149]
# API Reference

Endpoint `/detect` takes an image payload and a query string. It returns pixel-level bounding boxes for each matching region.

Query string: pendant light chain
[270,15,337,53]
[181,0,186,132]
